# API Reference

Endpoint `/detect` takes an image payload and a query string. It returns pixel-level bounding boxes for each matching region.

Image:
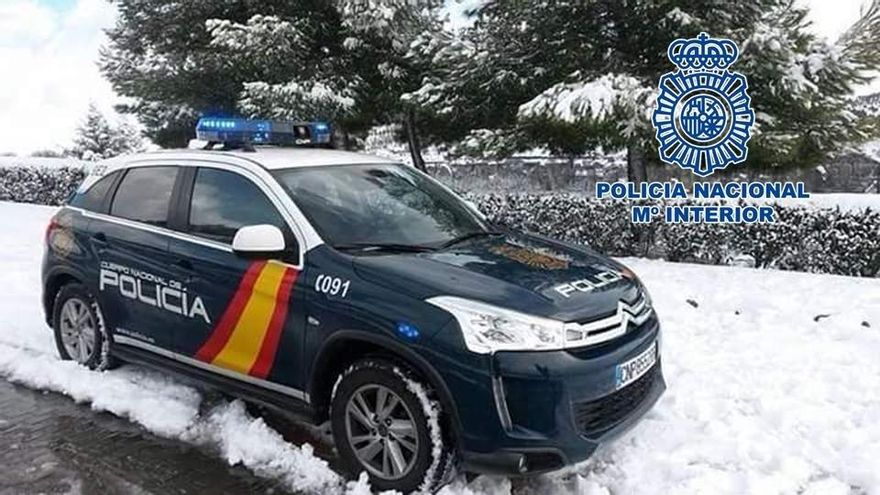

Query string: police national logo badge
[652,33,755,176]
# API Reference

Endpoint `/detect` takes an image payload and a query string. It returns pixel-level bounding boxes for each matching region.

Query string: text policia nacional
[596,181,810,224]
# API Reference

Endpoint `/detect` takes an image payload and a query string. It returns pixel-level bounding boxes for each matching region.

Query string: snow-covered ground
[0,201,878,495]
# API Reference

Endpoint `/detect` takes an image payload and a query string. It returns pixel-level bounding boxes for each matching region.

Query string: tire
[331,358,456,493]
[52,283,117,371]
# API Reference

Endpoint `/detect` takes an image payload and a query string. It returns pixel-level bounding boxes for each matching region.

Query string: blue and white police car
[42,118,665,492]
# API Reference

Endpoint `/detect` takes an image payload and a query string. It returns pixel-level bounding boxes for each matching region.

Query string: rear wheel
[330,359,456,493]
[52,283,116,370]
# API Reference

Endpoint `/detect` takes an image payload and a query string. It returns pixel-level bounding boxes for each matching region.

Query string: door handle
[91,232,107,252]
[173,258,194,271]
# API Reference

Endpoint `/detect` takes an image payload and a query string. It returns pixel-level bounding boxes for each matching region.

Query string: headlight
[427,296,565,354]
[622,264,654,309]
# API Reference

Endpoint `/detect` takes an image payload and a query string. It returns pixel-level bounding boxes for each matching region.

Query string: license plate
[615,341,657,389]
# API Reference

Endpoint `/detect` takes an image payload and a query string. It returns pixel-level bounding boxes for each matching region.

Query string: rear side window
[69,171,121,212]
[110,166,178,227]
[188,168,285,244]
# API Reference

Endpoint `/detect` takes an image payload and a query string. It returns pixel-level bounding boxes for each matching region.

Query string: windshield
[273,163,490,249]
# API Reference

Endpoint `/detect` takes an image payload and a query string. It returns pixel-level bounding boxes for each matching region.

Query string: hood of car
[351,231,642,322]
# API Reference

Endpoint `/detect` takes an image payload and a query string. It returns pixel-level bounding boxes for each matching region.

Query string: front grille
[564,292,653,348]
[573,363,658,438]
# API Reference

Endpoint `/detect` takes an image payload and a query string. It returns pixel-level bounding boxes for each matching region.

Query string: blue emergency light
[196,118,333,148]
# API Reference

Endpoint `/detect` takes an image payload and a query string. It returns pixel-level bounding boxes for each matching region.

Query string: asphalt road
[0,379,322,494]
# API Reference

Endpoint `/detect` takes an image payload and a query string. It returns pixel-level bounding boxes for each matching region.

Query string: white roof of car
[105,146,398,172]
[218,147,398,169]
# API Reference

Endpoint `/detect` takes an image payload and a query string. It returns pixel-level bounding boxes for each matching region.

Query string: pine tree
[69,104,143,161]
[407,0,880,180]
[206,0,445,169]
[101,0,444,166]
[204,12,353,123]
[100,1,340,148]
[336,0,445,171]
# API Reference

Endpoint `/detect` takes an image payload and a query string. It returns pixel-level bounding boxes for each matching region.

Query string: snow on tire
[52,282,117,371]
[330,358,456,493]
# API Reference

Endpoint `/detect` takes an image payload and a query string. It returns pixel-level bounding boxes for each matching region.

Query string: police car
[41,118,665,492]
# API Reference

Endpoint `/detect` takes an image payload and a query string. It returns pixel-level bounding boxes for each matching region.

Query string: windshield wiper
[333,243,436,253]
[438,231,504,249]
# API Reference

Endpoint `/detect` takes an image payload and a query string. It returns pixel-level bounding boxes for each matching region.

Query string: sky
[0,0,877,155]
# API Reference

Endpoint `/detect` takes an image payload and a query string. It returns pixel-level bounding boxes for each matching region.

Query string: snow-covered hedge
[473,194,880,277]
[0,166,86,206]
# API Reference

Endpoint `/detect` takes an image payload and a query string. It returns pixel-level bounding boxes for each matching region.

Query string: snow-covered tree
[336,0,445,171]
[101,0,443,167]
[408,0,880,180]
[102,0,445,167]
[101,1,340,148]
[204,13,354,123]
[68,104,143,161]
[207,1,445,169]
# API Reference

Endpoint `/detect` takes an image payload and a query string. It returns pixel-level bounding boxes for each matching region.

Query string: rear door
[92,165,181,350]
[166,165,308,398]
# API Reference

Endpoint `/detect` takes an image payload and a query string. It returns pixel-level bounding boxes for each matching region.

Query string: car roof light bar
[195,118,332,150]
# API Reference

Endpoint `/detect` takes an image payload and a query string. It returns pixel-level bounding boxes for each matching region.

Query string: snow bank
[578,258,880,494]
[1,201,878,494]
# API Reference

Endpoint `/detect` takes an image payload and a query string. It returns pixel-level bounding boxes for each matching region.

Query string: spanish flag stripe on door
[212,262,287,373]
[195,260,299,379]
[195,261,266,363]
[249,268,299,379]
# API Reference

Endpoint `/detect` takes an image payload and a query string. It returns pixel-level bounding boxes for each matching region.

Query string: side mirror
[232,224,285,257]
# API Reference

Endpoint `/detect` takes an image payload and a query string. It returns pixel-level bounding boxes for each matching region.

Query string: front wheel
[330,359,456,493]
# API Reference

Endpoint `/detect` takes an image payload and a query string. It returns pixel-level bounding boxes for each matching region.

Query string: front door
[167,166,307,397]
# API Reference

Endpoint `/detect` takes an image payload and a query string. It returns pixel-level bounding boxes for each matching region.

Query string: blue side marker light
[396,322,420,340]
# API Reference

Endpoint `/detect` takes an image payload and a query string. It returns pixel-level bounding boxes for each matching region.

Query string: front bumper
[433,316,665,475]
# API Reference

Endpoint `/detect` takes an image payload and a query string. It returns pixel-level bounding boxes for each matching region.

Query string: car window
[273,164,488,247]
[188,168,285,244]
[110,166,178,227]
[69,170,120,212]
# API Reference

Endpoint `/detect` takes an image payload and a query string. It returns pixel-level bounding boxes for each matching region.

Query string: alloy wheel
[59,298,96,364]
[344,383,420,480]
